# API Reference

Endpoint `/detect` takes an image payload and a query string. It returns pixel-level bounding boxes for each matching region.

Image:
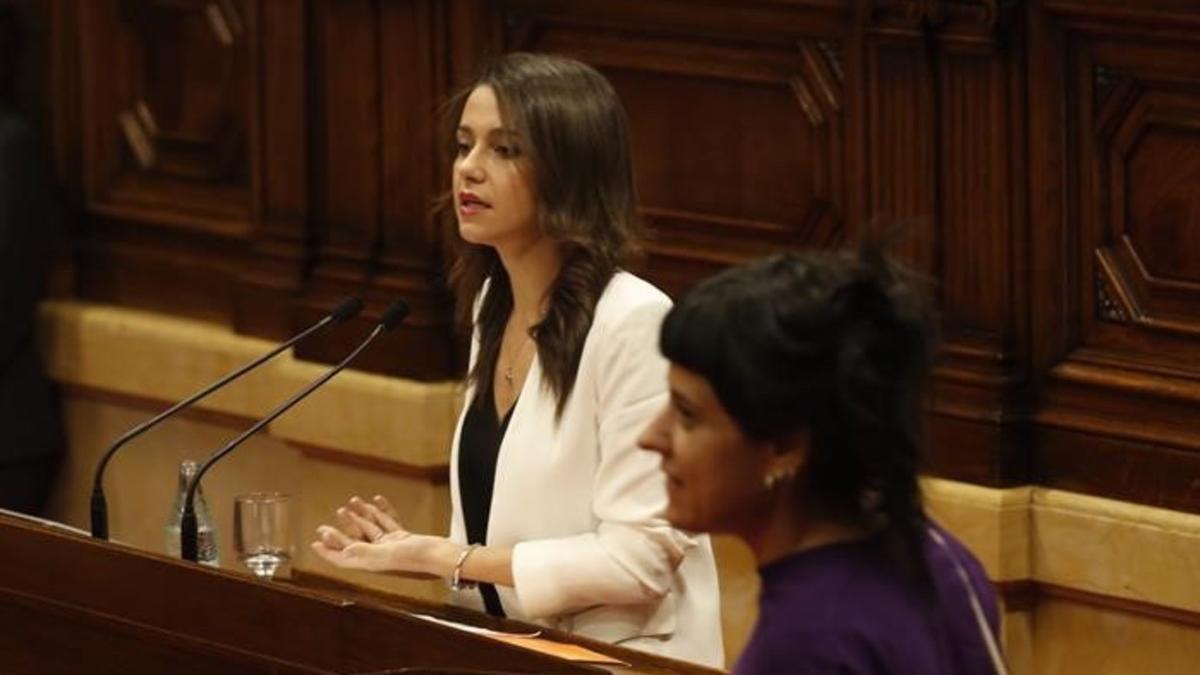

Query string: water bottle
[165,460,220,567]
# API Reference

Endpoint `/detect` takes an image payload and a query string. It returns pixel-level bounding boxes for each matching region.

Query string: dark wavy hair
[441,53,640,416]
[660,243,937,582]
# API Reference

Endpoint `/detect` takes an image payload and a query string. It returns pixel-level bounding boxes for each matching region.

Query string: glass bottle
[165,460,219,567]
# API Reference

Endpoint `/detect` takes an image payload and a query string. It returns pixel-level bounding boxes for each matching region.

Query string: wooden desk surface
[0,512,724,674]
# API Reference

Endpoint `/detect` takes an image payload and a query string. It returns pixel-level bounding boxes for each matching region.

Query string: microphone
[180,299,410,562]
[89,297,364,539]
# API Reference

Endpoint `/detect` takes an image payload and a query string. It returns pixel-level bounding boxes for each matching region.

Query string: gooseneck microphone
[89,297,364,539]
[180,299,410,562]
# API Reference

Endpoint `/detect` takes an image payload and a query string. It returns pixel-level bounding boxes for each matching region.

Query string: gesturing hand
[333,494,402,543]
[310,495,442,578]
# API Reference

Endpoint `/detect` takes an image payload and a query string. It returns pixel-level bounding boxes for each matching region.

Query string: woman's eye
[455,141,471,156]
[676,406,697,430]
[495,144,520,158]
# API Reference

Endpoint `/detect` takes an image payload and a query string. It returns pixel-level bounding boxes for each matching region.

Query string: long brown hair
[442,53,641,417]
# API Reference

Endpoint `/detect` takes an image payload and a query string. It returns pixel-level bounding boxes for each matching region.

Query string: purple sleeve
[737,629,875,675]
[966,554,1001,637]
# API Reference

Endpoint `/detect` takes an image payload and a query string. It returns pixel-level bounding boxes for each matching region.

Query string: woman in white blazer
[312,52,724,667]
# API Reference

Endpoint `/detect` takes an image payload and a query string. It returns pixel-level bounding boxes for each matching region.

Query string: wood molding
[996,579,1200,629]
[58,383,450,484]
[59,383,260,431]
[289,441,449,484]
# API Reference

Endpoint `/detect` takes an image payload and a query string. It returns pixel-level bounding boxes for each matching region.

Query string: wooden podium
[0,513,719,674]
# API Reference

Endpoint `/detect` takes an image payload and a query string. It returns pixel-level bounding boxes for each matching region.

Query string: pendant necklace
[503,334,535,389]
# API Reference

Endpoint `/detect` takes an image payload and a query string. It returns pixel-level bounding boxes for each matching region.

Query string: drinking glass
[233,492,293,580]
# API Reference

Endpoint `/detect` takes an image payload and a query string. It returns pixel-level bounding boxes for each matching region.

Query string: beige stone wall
[38,301,1200,672]
[925,478,1200,675]
[41,300,457,602]
[1031,596,1200,675]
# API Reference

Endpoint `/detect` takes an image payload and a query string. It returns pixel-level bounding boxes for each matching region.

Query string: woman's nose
[455,149,484,184]
[637,407,672,457]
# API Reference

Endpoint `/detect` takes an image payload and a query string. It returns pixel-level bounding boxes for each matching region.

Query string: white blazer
[447,272,724,667]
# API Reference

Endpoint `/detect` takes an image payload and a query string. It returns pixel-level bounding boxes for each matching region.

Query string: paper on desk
[410,614,630,666]
[0,508,90,537]
[485,634,630,666]
[410,613,541,638]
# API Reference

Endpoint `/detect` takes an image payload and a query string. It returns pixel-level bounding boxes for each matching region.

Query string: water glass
[233,492,293,580]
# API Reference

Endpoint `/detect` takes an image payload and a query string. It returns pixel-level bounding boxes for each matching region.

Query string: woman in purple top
[638,245,1008,674]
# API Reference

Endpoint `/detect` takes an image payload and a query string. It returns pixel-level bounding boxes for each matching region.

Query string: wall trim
[41,300,461,478]
[997,579,1200,629]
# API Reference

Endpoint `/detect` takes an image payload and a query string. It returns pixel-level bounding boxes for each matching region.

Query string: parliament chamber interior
[2,1,1200,673]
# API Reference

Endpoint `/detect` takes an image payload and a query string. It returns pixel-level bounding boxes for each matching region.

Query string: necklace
[502,333,536,389]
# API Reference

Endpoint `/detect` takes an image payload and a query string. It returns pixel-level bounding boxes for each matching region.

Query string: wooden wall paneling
[499,0,851,297]
[47,0,1200,510]
[378,0,446,278]
[446,0,502,87]
[302,0,379,289]
[859,2,936,269]
[927,1,1033,487]
[77,0,124,204]
[1032,0,1200,510]
[289,0,453,379]
[504,0,850,45]
[292,0,457,380]
[860,2,1023,484]
[1038,422,1200,514]
[233,0,310,341]
[295,0,390,375]
[1027,0,1074,380]
[368,0,458,379]
[47,0,82,203]
[74,0,260,325]
[88,0,255,225]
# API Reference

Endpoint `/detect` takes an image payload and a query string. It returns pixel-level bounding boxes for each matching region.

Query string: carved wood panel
[73,0,260,325]
[81,0,254,226]
[1090,63,1200,343]
[292,0,456,379]
[498,0,850,296]
[1033,0,1200,511]
[863,1,1032,486]
[232,0,308,339]
[45,0,1200,510]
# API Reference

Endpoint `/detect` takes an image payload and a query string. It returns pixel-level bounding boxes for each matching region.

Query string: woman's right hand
[310,495,443,579]
[329,495,403,543]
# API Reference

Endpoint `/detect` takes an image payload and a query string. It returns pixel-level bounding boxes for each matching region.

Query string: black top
[457,391,516,617]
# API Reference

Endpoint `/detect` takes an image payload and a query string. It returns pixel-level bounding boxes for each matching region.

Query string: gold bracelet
[449,543,481,592]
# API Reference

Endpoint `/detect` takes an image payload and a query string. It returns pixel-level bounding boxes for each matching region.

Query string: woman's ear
[765,428,810,482]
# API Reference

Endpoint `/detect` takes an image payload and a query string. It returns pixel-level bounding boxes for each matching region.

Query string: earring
[763,469,793,491]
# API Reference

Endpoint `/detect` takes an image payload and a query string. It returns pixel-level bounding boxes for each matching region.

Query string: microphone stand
[180,300,408,562]
[89,297,363,540]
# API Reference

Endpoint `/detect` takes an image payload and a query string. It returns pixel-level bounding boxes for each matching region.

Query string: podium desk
[0,514,723,674]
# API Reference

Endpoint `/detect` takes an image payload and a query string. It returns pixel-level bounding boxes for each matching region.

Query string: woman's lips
[458,191,491,216]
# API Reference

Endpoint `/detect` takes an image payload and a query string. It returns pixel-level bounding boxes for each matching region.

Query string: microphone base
[90,489,108,540]
[180,509,199,562]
